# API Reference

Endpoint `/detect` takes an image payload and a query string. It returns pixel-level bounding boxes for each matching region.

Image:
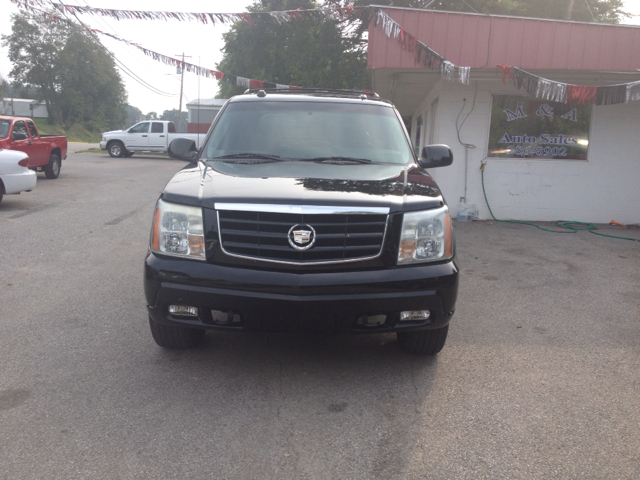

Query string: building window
[488,95,591,160]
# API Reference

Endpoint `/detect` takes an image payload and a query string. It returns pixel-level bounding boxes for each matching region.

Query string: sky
[0,0,254,114]
[1,0,640,115]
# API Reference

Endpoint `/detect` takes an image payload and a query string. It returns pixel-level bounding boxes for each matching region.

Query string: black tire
[148,317,205,349]
[123,151,135,157]
[397,325,449,355]
[44,152,61,179]
[108,141,125,158]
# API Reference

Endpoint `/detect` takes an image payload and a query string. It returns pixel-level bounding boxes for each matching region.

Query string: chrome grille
[216,205,389,264]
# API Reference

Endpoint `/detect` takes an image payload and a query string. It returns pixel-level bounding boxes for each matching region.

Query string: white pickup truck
[100,120,205,157]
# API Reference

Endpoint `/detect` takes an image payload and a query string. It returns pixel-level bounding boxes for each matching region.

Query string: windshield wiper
[304,156,372,164]
[209,153,283,163]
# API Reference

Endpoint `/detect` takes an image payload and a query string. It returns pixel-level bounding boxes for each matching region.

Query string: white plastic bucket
[456,203,477,222]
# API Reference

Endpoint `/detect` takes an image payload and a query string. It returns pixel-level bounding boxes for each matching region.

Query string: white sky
[1,0,640,115]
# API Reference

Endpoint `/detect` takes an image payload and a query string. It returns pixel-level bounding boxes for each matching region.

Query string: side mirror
[13,132,28,141]
[417,145,453,168]
[168,138,198,162]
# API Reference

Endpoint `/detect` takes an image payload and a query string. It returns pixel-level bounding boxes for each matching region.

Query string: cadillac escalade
[144,89,459,354]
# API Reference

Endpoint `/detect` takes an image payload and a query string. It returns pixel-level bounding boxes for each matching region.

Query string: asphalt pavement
[1,152,639,479]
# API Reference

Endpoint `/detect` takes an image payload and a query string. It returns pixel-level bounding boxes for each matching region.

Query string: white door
[148,122,166,151]
[124,122,150,150]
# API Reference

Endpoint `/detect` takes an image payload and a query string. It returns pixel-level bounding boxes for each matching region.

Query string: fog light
[357,314,387,327]
[211,309,241,324]
[169,305,198,317]
[400,310,430,321]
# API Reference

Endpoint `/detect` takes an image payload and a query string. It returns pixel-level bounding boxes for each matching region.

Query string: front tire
[44,153,61,179]
[397,325,449,355]
[108,141,125,158]
[149,317,205,349]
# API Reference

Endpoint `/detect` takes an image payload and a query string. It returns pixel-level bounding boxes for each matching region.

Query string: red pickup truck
[0,115,67,179]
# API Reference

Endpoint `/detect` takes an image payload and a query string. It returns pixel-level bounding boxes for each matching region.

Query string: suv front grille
[217,205,389,264]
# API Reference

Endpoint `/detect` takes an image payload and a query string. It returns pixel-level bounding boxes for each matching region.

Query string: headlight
[102,137,106,142]
[398,206,452,264]
[150,199,205,261]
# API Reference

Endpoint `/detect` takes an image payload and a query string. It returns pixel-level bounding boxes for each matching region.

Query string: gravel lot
[1,151,639,479]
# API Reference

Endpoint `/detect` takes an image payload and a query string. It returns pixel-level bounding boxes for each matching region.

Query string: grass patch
[32,118,105,143]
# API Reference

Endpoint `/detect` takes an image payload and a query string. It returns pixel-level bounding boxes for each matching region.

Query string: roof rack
[243,88,381,99]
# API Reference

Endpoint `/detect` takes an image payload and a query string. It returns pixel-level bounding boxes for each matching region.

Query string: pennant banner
[500,65,640,106]
[374,10,470,85]
[10,0,361,26]
[13,0,640,104]
[27,9,300,90]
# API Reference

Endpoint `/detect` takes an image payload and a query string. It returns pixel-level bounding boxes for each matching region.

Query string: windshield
[203,100,413,165]
[0,119,10,139]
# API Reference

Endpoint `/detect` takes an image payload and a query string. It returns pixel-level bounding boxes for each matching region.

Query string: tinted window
[204,101,413,165]
[151,122,164,133]
[27,121,38,138]
[167,122,176,133]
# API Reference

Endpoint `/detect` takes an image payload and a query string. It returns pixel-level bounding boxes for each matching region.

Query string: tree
[126,105,143,126]
[216,0,368,98]
[2,12,67,122]
[2,11,127,129]
[56,29,126,129]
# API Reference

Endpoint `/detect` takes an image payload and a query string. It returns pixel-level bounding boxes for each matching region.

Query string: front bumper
[144,253,459,334]
[99,141,107,150]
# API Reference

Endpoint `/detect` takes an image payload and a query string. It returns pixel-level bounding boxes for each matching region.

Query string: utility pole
[176,53,191,133]
[565,0,575,20]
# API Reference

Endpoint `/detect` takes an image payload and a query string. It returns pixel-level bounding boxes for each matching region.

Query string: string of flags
[29,8,302,90]
[374,9,471,85]
[8,0,640,104]
[497,65,640,106]
[9,0,362,26]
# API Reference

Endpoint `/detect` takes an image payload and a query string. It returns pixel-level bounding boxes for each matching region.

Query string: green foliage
[216,0,368,98]
[2,11,127,130]
[31,117,101,142]
[56,30,127,129]
[126,104,143,127]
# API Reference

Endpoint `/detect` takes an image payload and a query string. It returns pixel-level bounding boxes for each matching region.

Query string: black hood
[161,161,445,213]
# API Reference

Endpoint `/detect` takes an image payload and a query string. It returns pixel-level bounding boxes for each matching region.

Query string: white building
[368,7,640,224]
[186,98,227,133]
[1,98,48,118]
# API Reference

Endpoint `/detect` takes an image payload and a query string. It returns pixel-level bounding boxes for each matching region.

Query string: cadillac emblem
[288,224,316,251]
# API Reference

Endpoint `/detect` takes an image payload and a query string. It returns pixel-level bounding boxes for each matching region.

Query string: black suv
[144,89,459,354]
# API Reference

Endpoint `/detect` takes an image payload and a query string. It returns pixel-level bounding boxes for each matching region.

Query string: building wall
[414,79,640,224]
[1,99,48,118]
[187,123,210,134]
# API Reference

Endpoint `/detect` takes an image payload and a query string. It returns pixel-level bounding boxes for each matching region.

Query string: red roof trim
[368,7,640,72]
